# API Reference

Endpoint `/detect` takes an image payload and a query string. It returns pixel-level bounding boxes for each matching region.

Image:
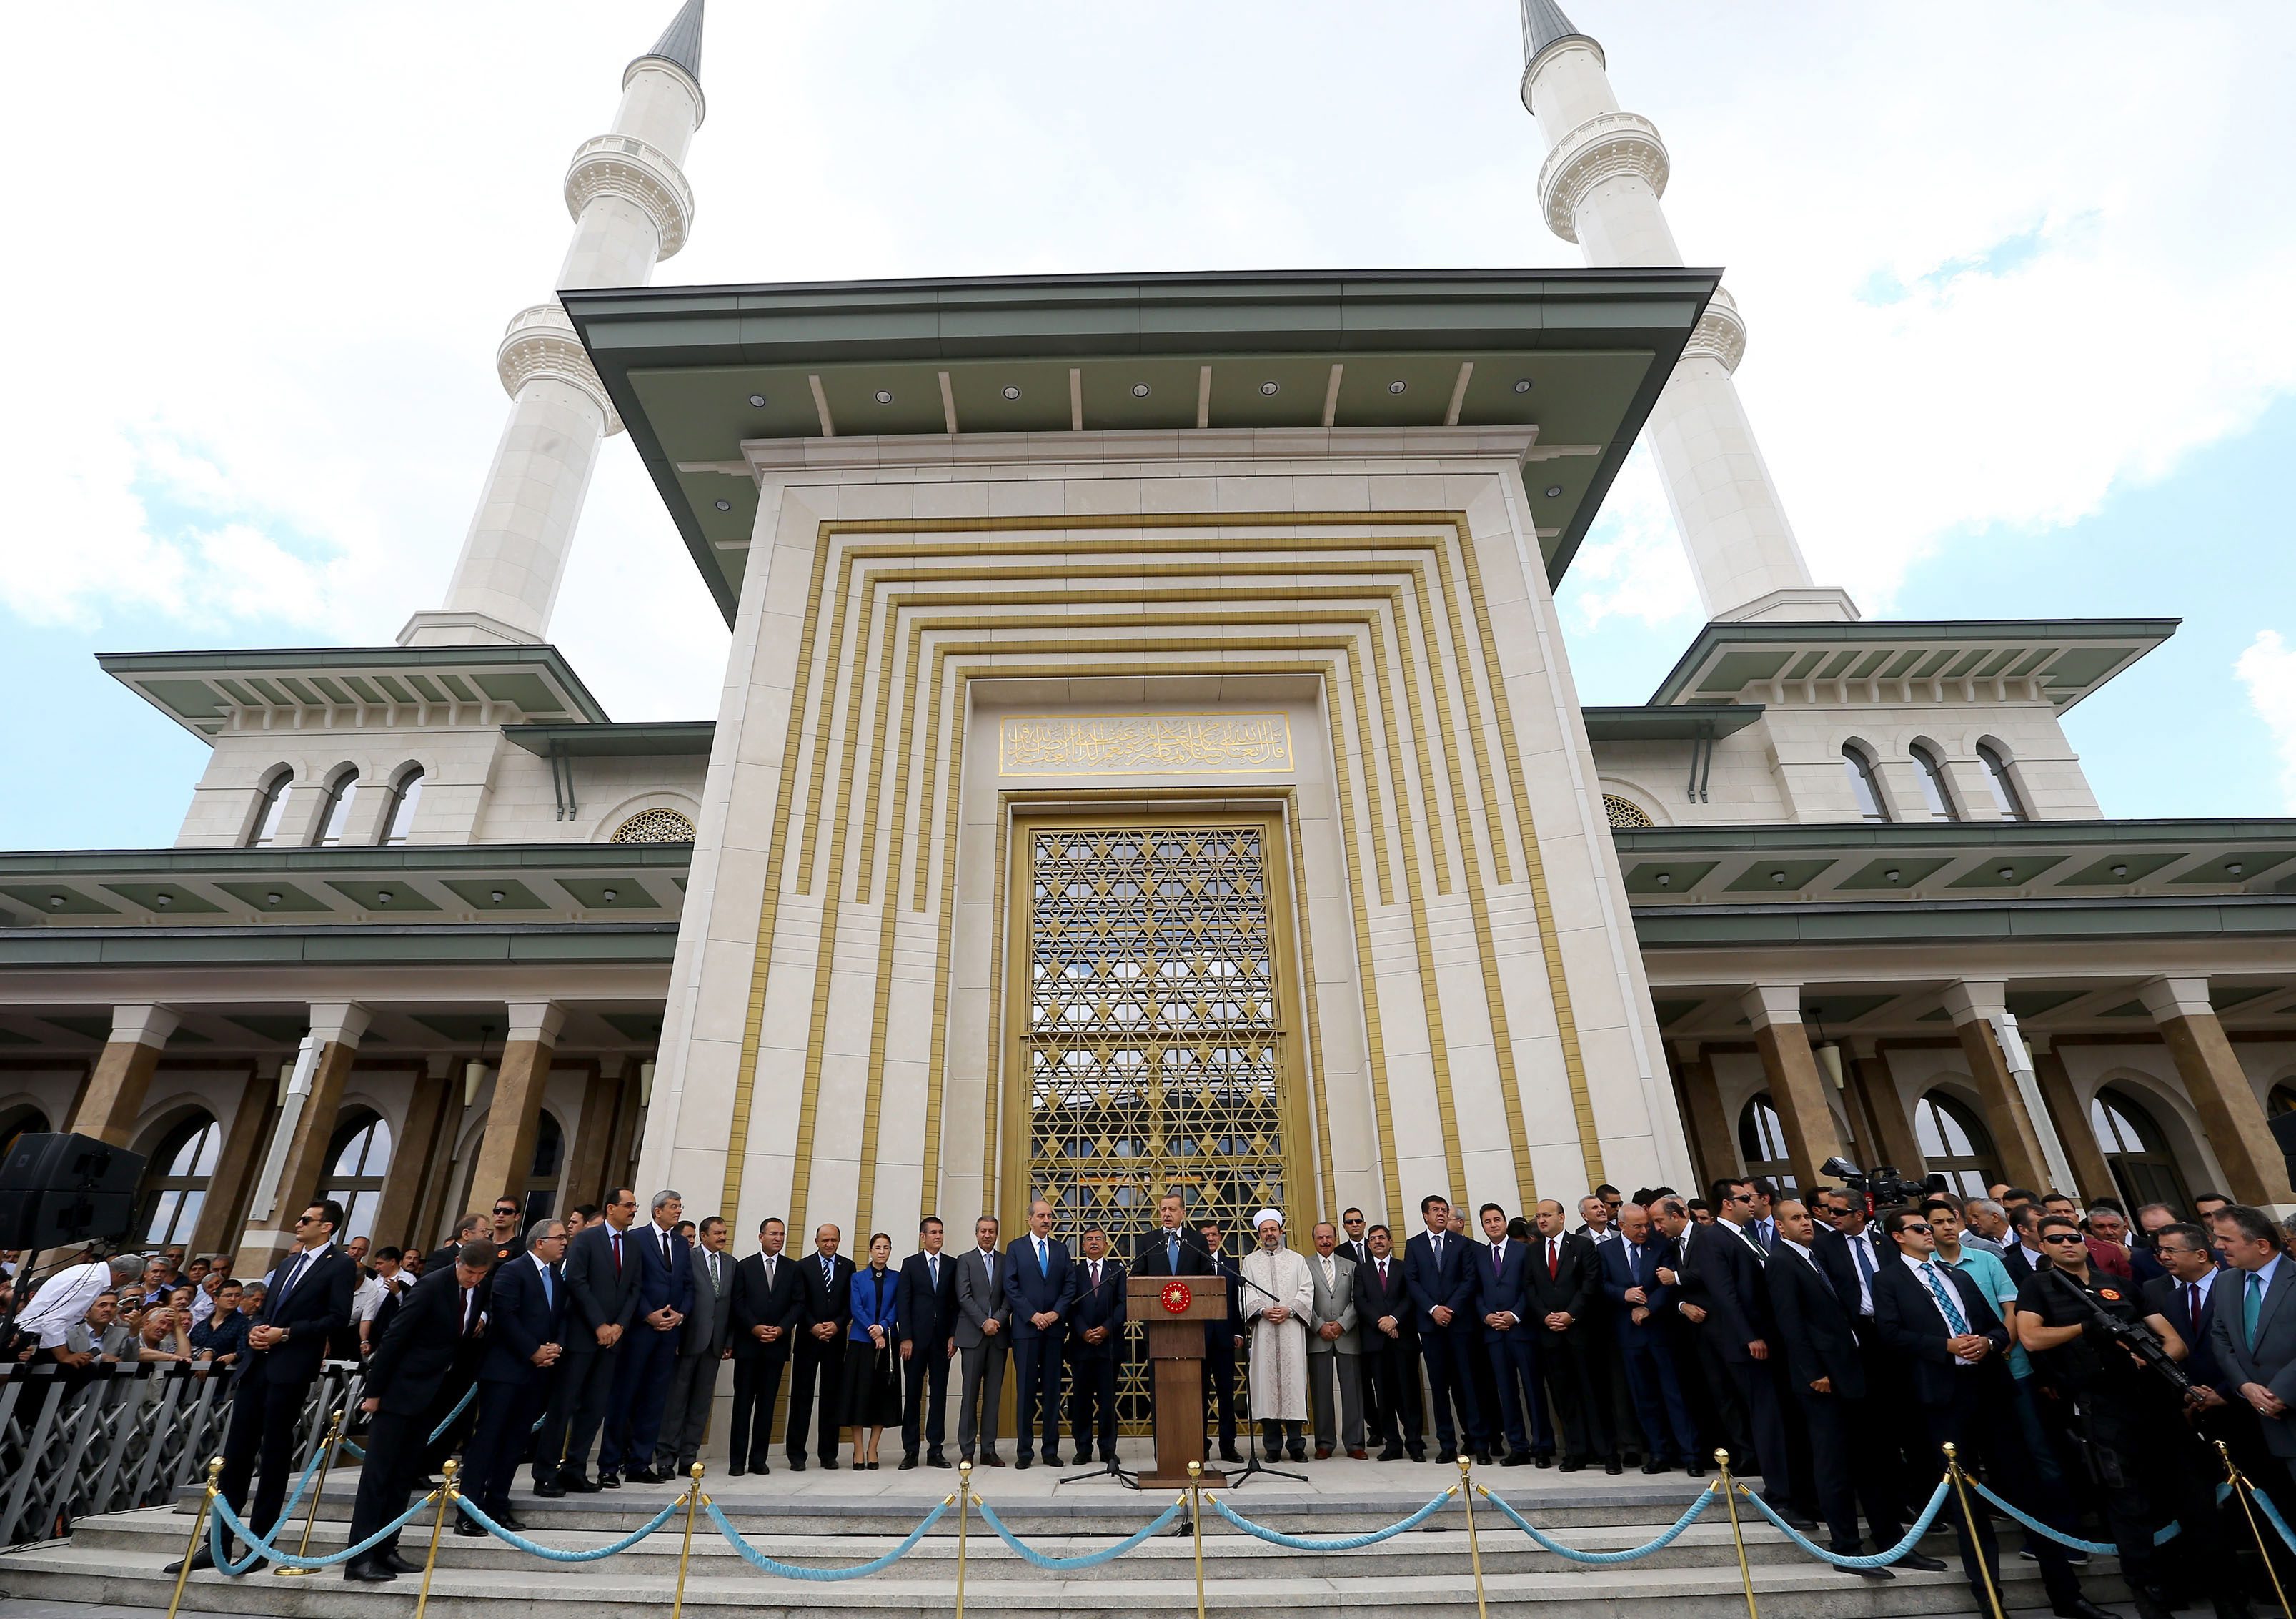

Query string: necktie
[928,1254,939,1290]
[823,1256,834,1290]
[2185,1282,2201,1341]
[1758,1219,1773,1252]
[661,1229,672,1267]
[1547,1239,1559,1280]
[984,1252,995,1288]
[276,1252,309,1309]
[1433,1234,1444,1266]
[711,1253,722,1294]
[1921,1264,1969,1335]
[1492,1242,1504,1275]
[461,1288,474,1335]
[1090,1261,1101,1289]
[1807,1249,1838,1303]
[763,1256,775,1289]
[2247,1272,2265,1347]
[1168,1234,1181,1271]
[1036,1238,1048,1272]
[1378,1259,1388,1285]
[611,1232,622,1274]
[540,1262,555,1309]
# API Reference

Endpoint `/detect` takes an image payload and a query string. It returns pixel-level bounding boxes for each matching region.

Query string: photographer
[2016,1214,2244,1619]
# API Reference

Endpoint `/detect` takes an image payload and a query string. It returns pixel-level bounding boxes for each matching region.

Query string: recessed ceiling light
[602,888,619,903]
[1770,871,1786,886]
[1002,385,1021,400]
[47,894,64,910]
[490,890,506,905]
[1131,382,1151,397]
[1259,381,1278,396]
[377,890,393,905]
[873,390,893,405]
[1997,866,2016,881]
[1884,868,1902,884]
[2228,861,2245,876]
[154,893,172,907]
[265,892,282,907]
[747,393,767,408]
[2110,864,2129,878]
[1544,485,1564,499]
[1388,380,1406,395]
[1654,872,1670,887]
[1514,379,1533,394]
[714,499,732,511]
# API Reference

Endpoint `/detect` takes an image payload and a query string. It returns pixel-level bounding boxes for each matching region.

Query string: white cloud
[1557,448,1699,632]
[2235,631,2296,813]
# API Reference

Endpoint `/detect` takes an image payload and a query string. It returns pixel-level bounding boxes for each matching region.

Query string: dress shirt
[274,1242,333,1312]
[2242,1254,2284,1346]
[1320,1254,1338,1290]
[1088,1259,1103,1290]
[1902,1255,1978,1362]
[1034,1236,1050,1272]
[532,1252,557,1309]
[2175,1270,2217,1342]
[1544,1236,1561,1278]
[704,1248,725,1295]
[1166,1231,1183,1269]
[925,1251,940,1292]
[975,1245,997,1288]
[1842,1227,1880,1315]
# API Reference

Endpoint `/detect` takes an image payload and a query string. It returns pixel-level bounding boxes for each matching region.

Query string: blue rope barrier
[1733,1479,1952,1569]
[1208,1487,1456,1553]
[976,1496,1187,1567]
[340,1383,483,1460]
[707,1497,950,1580]
[456,1492,684,1561]
[1476,1482,1716,1565]
[1966,1477,2180,1554]
[209,1487,437,1573]
[2243,1477,2296,1555]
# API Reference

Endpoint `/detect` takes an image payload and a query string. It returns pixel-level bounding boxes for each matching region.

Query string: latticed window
[1603,793,1653,828]
[1912,1091,1997,1197]
[611,808,696,843]
[138,1114,220,1247]
[1737,1092,1797,1192]
[323,1111,392,1242]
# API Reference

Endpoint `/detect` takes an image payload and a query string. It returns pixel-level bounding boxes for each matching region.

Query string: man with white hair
[1239,1210,1316,1462]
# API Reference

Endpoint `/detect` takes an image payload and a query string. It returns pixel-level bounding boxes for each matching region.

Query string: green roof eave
[1632,893,2296,951]
[0,921,679,969]
[1609,816,2296,855]
[502,721,716,758]
[0,843,695,877]
[1581,703,1763,742]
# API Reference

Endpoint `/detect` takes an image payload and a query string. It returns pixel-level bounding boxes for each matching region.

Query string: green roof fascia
[563,267,1719,624]
[0,843,695,878]
[1644,618,2179,712]
[1581,703,1763,742]
[0,923,679,969]
[502,721,717,758]
[1610,816,2296,857]
[1634,894,2296,951]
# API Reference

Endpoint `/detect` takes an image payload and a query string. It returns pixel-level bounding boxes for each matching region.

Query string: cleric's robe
[1238,1245,1316,1422]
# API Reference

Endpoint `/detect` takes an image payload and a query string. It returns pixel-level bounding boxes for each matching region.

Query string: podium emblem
[1158,1280,1193,1314]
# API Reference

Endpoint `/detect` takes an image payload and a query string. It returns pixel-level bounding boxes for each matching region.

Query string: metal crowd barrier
[0,1357,364,1549]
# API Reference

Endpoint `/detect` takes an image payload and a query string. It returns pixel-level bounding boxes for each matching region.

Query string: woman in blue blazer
[842,1234,902,1467]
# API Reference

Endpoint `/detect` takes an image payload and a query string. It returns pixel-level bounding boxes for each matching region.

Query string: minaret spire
[1518,0,1595,82]
[631,0,705,100]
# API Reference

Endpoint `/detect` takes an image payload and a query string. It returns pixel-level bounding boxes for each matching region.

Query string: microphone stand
[1210,1254,1308,1489]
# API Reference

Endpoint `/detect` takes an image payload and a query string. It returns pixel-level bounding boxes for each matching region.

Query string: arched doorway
[1912,1091,1999,1197]
[1738,1093,1797,1192]
[2089,1087,2192,1212]
[322,1110,393,1243]
[137,1113,222,1248]
[520,1112,565,1233]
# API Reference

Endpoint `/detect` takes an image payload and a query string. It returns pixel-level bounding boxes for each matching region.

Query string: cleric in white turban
[1238,1209,1316,1462]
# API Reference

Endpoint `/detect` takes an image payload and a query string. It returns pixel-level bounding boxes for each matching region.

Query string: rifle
[2044,1268,2195,1401]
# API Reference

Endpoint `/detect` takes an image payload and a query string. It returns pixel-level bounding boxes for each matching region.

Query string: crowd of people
[6,1171,2296,1612]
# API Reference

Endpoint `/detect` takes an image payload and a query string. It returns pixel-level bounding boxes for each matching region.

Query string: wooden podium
[1128,1272,1228,1487]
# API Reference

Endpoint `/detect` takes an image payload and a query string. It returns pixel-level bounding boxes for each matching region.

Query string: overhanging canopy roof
[562,267,1719,623]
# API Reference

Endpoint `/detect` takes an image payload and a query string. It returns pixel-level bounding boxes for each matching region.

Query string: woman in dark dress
[842,1233,902,1467]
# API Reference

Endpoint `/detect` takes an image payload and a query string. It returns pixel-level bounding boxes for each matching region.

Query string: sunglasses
[494,1207,520,1216]
[1900,1222,1933,1234]
[2039,1232,2086,1245]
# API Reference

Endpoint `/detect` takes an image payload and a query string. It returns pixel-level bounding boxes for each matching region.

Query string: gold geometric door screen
[1024,822,1291,1428]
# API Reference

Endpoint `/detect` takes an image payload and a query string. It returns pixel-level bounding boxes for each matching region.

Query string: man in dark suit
[1338,1207,1382,1446]
[169,1199,359,1576]
[1196,1218,1249,1465]
[1067,1224,1127,1465]
[788,1222,855,1470]
[653,1214,733,1480]
[1523,1199,1613,1470]
[1005,1198,1076,1468]
[1599,1202,1699,1473]
[1680,1179,1809,1524]
[2210,1204,2296,1485]
[601,1189,691,1484]
[1471,1202,1541,1465]
[1766,1199,1937,1575]
[1874,1207,2104,1619]
[462,1219,565,1531]
[1353,1223,1423,1460]
[1404,1193,1487,1463]
[533,1186,640,1496]
[896,1215,958,1469]
[1133,1195,1217,1457]
[342,1244,492,1581]
[728,1217,803,1476]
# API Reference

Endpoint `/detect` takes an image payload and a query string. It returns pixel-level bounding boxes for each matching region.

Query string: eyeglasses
[1900,1222,1933,1234]
[2039,1232,2086,1245]
[293,1214,314,1226]
[494,1205,520,1216]
[1723,1192,1754,1205]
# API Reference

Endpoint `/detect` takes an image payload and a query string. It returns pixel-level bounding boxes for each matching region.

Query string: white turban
[1252,1209,1283,1230]
[14,1257,114,1350]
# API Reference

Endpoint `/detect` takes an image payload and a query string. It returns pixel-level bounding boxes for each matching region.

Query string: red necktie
[1547,1239,1559,1279]
[612,1232,622,1274]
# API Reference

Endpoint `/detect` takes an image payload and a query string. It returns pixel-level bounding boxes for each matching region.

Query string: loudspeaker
[0,1132,144,1250]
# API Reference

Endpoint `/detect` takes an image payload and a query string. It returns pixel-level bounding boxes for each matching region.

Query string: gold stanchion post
[164,1456,222,1619]
[1714,1448,1759,1619]
[1188,1460,1207,1619]
[955,1460,972,1619]
[670,1460,706,1619]
[1942,1444,2005,1619]
[2222,1439,2294,1619]
[412,1457,458,1619]
[274,1408,344,1578]
[1458,1455,1489,1619]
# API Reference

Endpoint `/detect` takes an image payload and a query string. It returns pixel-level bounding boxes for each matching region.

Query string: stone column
[234,1004,369,1278]
[1739,986,1849,1189]
[1669,1041,1736,1194]
[2140,977,2296,1212]
[187,1066,276,1257]
[1939,981,2054,1194]
[467,1003,566,1213]
[372,1057,452,1252]
[568,1058,624,1209]
[1847,1041,1924,1177]
[2030,1038,2114,1202]
[66,1004,180,1146]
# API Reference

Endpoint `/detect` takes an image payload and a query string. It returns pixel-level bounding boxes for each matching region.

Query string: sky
[3,1,2292,851]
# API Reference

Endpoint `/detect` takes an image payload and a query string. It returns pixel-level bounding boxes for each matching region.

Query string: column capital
[107,1002,181,1051]
[2137,976,2214,1023]
[505,1001,567,1047]
[307,1002,372,1049]
[1848,1035,1883,1062]
[1739,984,1803,1031]
[1938,980,2008,1026]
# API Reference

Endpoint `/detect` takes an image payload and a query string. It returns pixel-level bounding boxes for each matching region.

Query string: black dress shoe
[1854,1565,1895,1581]
[980,1452,1003,1467]
[1472,1450,1495,1467]
[1287,1447,1308,1463]
[728,1462,747,1477]
[1557,1456,1584,1472]
[563,1473,601,1494]
[787,1457,807,1472]
[164,1545,218,1576]
[1015,1455,1033,1470]
[1218,1446,1246,1465]
[597,1470,621,1490]
[1379,1447,1405,1462]
[1501,1452,1531,1466]
[1436,1447,1458,1465]
[1685,1462,1705,1477]
[928,1454,951,1468]
[492,1509,527,1533]
[1604,1457,1624,1475]
[386,1550,426,1574]
[1043,1452,1063,1467]
[454,1518,489,1538]
[343,1555,397,1583]
[1534,1452,1554,1468]
[898,1455,919,1470]
[533,1476,568,1498]
[1897,1551,1948,1573]
[1642,1458,1670,1475]
[1769,1503,1818,1532]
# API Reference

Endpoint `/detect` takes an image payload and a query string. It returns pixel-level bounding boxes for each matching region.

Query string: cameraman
[2017,1214,2243,1619]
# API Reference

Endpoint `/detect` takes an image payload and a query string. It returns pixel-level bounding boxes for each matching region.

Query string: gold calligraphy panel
[998,713,1291,777]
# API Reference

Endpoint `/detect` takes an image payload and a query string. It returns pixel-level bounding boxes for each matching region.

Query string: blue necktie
[2247,1272,2265,1348]
[1921,1264,1969,1335]
[1168,1234,1180,1270]
[541,1264,555,1309]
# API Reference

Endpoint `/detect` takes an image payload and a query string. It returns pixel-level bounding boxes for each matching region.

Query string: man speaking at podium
[1135,1193,1219,1457]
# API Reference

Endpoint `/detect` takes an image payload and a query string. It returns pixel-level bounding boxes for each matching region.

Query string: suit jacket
[1353,1250,1418,1348]
[849,1265,899,1345]
[2209,1261,2296,1457]
[1522,1231,1600,1327]
[952,1246,1011,1350]
[1134,1227,1215,1278]
[2144,1271,2223,1392]
[1872,1255,2010,1408]
[896,1250,960,1352]
[681,1244,736,1357]
[1470,1237,1535,1343]
[480,1253,565,1384]
[629,1220,695,1322]
[1811,1224,1883,1322]
[1598,1236,1678,1338]
[1679,1220,1774,1365]
[364,1267,481,1417]
[1003,1234,1076,1340]
[1341,1237,1374,1274]
[1402,1229,1477,1334]
[730,1249,805,1362]
[247,1244,358,1389]
[562,1221,642,1352]
[1766,1240,1865,1398]
[1999,1244,2040,1284]
[1306,1250,1359,1353]
[1068,1254,1128,1360]
[796,1251,858,1347]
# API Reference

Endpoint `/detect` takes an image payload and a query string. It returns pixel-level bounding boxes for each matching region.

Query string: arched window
[1977,743,2029,822]
[1912,1091,1997,1197]
[521,1113,566,1232]
[612,808,696,843]
[245,770,293,848]
[323,1110,393,1243]
[1737,1092,1798,1192]
[2089,1087,2190,1212]
[1909,743,1960,822]
[378,767,424,846]
[138,1114,221,1248]
[0,1104,50,1164]
[1603,793,1654,829]
[1841,744,1889,823]
[312,768,360,847]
